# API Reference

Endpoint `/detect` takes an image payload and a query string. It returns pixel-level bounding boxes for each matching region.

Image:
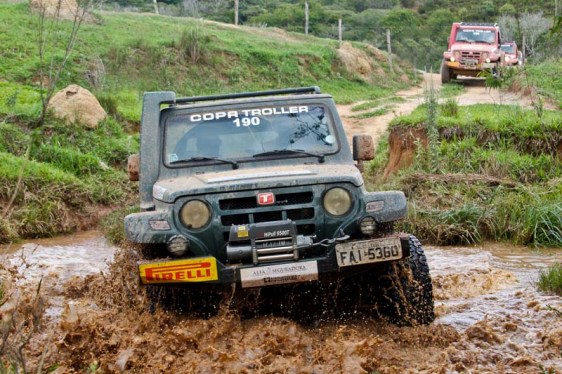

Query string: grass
[0,3,415,122]
[537,264,562,295]
[351,106,391,119]
[368,97,562,247]
[522,59,562,110]
[351,97,405,112]
[439,83,464,98]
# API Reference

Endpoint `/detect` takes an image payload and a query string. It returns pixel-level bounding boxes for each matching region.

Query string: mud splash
[2,235,562,373]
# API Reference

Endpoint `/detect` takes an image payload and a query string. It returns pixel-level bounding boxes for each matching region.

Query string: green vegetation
[100,0,561,71]
[522,60,562,109]
[367,97,562,247]
[537,264,562,295]
[351,106,391,119]
[439,83,464,98]
[351,96,405,112]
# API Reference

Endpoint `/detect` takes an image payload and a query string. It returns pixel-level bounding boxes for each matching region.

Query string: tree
[425,9,455,46]
[520,11,552,57]
[499,3,516,16]
[35,0,98,127]
[380,8,420,40]
[497,14,517,42]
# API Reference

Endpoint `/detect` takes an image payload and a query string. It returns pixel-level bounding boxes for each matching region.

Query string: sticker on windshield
[168,153,179,163]
[189,106,309,123]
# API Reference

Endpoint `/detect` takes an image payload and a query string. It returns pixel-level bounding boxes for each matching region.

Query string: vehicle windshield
[163,104,338,166]
[456,29,496,44]
[500,44,515,53]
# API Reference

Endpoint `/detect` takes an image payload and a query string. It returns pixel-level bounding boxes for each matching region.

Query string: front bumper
[138,234,412,288]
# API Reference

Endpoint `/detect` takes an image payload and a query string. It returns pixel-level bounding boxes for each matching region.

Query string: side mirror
[352,134,374,161]
[128,153,139,181]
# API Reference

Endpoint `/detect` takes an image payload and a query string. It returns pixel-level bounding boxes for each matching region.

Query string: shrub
[537,263,562,295]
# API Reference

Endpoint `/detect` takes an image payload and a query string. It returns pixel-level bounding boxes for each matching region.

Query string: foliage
[372,101,562,247]
[537,263,562,296]
[351,96,405,112]
[351,106,390,119]
[522,59,562,109]
[95,0,560,70]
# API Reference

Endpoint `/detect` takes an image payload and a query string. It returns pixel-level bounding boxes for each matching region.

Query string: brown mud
[2,233,562,373]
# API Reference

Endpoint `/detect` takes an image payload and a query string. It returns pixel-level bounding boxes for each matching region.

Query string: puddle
[2,233,562,372]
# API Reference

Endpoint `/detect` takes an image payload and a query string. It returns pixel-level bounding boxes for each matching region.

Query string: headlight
[482,52,489,60]
[323,188,352,216]
[454,51,460,59]
[180,200,211,229]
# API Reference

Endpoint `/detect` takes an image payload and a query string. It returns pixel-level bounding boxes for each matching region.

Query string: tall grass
[537,264,562,295]
[371,100,562,247]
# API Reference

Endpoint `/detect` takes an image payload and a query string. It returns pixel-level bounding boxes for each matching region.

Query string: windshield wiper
[252,149,325,163]
[170,156,239,169]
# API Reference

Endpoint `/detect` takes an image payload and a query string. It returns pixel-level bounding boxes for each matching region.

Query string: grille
[219,189,316,241]
[460,51,482,63]
[219,192,313,210]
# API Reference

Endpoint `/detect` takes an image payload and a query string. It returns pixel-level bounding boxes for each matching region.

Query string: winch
[226,220,314,264]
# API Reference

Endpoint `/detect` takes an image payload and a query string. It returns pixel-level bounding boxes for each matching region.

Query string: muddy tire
[440,60,450,84]
[376,235,435,326]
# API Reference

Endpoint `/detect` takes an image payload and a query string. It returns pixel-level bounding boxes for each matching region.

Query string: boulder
[48,85,106,129]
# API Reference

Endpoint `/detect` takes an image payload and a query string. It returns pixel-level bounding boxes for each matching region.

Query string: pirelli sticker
[139,257,218,284]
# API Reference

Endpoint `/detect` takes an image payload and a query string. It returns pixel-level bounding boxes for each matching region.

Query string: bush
[537,263,562,295]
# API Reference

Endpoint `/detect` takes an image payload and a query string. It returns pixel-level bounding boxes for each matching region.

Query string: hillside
[103,0,562,71]
[0,2,415,243]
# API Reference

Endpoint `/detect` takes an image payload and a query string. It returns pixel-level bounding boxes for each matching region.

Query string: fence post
[305,1,309,35]
[386,29,393,74]
[338,19,342,44]
[234,0,239,25]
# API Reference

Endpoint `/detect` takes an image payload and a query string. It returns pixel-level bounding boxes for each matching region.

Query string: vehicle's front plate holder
[336,237,402,267]
[240,261,318,288]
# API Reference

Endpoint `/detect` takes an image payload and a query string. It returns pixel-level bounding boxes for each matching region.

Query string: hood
[153,164,364,203]
[451,43,498,53]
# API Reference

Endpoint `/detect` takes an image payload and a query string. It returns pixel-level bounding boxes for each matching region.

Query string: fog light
[505,56,511,62]
[450,57,455,62]
[167,235,189,257]
[359,216,376,236]
[486,58,491,63]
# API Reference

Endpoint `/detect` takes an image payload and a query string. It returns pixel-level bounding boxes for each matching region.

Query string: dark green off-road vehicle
[125,87,434,325]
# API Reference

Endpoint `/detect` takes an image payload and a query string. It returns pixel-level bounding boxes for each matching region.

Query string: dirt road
[338,73,545,146]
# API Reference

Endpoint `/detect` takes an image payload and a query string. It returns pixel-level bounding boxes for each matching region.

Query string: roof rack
[460,22,498,27]
[172,86,321,105]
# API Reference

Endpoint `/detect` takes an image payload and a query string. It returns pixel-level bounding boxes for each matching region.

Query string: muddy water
[1,231,115,318]
[2,233,562,372]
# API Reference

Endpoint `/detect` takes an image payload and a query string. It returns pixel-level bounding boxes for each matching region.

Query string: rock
[48,85,106,129]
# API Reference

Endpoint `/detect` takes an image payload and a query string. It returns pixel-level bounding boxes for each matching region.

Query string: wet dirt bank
[2,233,561,373]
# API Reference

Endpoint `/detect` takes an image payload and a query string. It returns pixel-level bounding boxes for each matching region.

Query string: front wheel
[375,235,435,326]
[440,60,451,84]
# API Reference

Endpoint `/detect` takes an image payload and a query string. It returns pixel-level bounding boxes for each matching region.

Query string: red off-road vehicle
[500,41,523,66]
[441,22,506,83]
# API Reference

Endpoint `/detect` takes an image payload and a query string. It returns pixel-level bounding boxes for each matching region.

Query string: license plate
[335,237,402,267]
[482,63,495,68]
